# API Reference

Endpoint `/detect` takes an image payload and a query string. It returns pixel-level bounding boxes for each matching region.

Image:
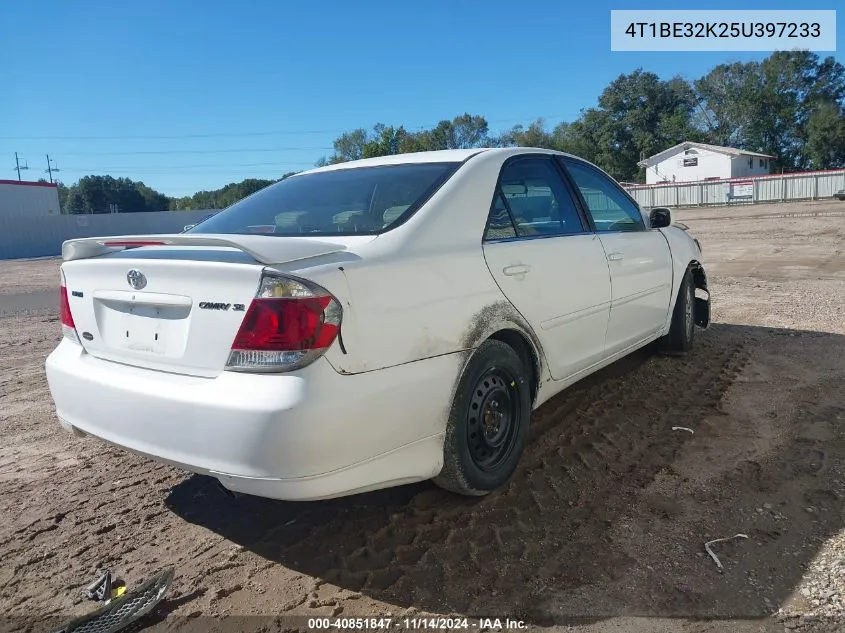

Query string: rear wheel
[659,267,695,355]
[434,340,531,496]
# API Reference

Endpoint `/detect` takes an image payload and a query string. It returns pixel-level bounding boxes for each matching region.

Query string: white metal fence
[0,210,215,260]
[623,169,845,208]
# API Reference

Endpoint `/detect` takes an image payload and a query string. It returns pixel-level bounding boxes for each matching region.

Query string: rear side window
[484,192,518,240]
[191,162,459,236]
[484,156,586,240]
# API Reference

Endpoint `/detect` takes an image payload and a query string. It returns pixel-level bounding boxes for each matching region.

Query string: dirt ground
[1,199,844,633]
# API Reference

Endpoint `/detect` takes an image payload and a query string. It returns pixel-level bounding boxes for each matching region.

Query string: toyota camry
[46,148,710,500]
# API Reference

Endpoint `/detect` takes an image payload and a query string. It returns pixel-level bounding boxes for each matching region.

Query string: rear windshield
[189,162,460,236]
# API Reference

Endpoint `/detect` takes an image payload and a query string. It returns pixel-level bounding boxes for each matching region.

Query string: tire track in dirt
[185,327,750,619]
[561,346,845,622]
[0,315,752,623]
[0,423,196,618]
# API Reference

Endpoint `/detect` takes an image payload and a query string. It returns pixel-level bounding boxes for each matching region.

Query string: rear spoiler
[61,234,348,266]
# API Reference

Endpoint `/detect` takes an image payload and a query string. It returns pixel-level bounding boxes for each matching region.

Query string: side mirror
[649,207,671,229]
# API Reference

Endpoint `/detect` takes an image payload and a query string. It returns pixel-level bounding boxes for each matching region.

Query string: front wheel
[434,340,531,496]
[658,267,695,355]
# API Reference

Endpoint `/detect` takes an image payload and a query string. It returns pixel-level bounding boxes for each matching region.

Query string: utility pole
[45,155,60,183]
[14,152,30,181]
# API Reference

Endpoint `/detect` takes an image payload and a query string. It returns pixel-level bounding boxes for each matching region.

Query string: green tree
[493,70,701,181]
[319,114,491,165]
[495,118,558,149]
[174,177,287,209]
[806,101,845,169]
[449,113,490,149]
[62,176,172,213]
[331,128,369,163]
[362,124,412,158]
[597,71,702,179]
[64,188,87,214]
[414,113,490,150]
[696,52,845,170]
[56,181,70,213]
[554,116,605,163]
[693,61,762,148]
[136,182,169,212]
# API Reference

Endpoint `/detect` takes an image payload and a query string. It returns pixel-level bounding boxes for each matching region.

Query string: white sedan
[46,148,710,500]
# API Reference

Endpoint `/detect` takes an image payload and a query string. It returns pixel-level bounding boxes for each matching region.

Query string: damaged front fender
[690,262,711,329]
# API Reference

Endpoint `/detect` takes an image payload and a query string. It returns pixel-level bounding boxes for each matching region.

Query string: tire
[434,339,531,496]
[659,267,695,355]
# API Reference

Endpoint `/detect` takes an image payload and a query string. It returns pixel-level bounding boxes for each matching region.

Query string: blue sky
[1,0,841,197]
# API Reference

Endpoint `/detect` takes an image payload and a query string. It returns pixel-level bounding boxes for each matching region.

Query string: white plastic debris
[672,426,695,434]
[704,534,749,572]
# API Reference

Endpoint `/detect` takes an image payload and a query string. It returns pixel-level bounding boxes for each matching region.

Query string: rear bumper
[45,340,459,500]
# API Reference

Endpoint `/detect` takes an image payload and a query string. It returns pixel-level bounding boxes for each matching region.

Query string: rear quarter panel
[282,150,550,382]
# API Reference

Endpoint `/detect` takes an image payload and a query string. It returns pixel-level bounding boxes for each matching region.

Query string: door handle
[503,264,531,276]
[607,252,624,262]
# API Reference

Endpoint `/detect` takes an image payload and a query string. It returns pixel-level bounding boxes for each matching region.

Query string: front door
[561,158,673,356]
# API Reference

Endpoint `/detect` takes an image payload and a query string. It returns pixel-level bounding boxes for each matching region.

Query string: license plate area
[122,306,168,354]
[92,294,192,358]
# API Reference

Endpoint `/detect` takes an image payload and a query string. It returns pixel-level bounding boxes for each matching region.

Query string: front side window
[190,162,459,236]
[562,159,645,233]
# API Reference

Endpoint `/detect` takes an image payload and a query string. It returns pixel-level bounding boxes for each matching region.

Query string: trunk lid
[60,235,358,377]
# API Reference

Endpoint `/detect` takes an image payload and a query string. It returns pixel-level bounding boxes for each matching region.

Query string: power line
[60,161,314,170]
[58,169,309,175]
[59,147,331,157]
[0,114,571,142]
[56,167,307,176]
[0,130,338,141]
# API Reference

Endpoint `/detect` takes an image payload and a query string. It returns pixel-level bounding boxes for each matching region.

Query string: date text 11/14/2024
[307,617,528,630]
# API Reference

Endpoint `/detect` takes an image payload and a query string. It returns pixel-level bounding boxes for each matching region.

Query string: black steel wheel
[435,339,531,496]
[466,368,522,472]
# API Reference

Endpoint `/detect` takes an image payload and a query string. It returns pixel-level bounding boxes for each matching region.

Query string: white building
[638,142,775,185]
[0,180,62,217]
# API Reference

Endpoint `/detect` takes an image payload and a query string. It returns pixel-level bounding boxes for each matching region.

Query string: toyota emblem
[126,269,147,290]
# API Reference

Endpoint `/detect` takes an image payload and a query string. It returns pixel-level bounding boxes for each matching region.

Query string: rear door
[561,158,673,356]
[482,155,612,380]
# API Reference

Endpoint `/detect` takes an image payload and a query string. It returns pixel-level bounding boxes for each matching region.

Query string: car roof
[301,149,489,174]
[297,147,583,176]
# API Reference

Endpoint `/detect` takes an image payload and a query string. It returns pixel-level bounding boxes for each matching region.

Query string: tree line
[168,173,297,210]
[319,51,845,182]
[52,51,845,214]
[52,174,297,214]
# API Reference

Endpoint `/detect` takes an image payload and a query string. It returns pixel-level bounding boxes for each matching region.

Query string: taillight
[59,274,81,344]
[225,273,342,372]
